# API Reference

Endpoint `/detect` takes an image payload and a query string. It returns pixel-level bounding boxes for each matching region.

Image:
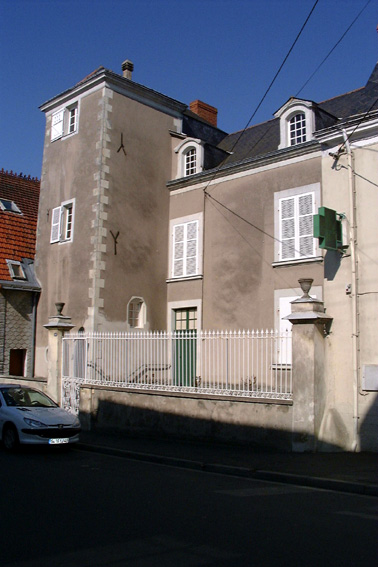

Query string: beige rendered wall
[321,142,378,451]
[35,87,104,376]
[168,156,324,330]
[35,84,179,377]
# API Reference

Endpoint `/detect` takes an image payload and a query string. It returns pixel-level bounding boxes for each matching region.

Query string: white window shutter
[173,224,185,277]
[280,197,295,260]
[50,206,62,243]
[185,221,198,276]
[298,193,314,257]
[51,110,64,141]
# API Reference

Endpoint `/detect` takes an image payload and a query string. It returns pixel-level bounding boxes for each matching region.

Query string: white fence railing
[62,330,292,401]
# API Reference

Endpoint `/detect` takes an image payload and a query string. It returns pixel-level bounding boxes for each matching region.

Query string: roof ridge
[318,86,364,106]
[0,168,39,182]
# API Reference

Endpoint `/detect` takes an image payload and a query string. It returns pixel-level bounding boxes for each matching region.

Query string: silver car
[0,384,81,450]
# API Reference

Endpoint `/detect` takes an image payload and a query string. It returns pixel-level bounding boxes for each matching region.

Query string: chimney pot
[122,60,134,80]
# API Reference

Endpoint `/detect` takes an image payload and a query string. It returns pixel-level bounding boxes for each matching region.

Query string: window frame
[127,297,146,329]
[50,102,79,142]
[289,112,306,146]
[0,199,22,214]
[50,199,75,244]
[273,183,321,265]
[6,260,26,280]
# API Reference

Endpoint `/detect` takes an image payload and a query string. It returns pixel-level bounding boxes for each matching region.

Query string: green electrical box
[313,207,343,251]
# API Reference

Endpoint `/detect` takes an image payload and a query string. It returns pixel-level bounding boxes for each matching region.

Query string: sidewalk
[77,429,378,497]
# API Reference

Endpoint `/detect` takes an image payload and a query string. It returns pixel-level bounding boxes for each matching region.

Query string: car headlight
[24,418,47,428]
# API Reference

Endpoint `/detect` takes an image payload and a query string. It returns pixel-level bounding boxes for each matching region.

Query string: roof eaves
[167,140,320,190]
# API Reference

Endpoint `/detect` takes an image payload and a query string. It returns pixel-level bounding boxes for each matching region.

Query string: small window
[0,199,22,214]
[289,113,306,146]
[7,260,26,280]
[127,297,146,328]
[51,103,79,141]
[9,349,27,377]
[68,106,78,134]
[50,199,75,244]
[185,148,197,176]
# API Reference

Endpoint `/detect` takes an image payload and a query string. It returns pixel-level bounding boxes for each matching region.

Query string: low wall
[79,385,294,451]
[0,376,48,392]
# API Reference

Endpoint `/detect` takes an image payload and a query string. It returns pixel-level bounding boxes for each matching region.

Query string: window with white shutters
[51,103,78,141]
[172,220,198,278]
[279,192,315,261]
[50,200,75,244]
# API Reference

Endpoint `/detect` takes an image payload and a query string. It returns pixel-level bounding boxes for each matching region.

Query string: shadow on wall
[78,398,344,453]
[359,392,378,452]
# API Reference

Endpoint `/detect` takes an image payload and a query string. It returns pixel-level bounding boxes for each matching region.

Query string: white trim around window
[274,183,320,264]
[127,296,147,329]
[275,99,315,149]
[50,101,79,141]
[168,212,203,280]
[50,199,75,244]
[174,139,204,179]
[6,260,26,280]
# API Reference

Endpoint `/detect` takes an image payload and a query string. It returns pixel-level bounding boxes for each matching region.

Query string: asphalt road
[1,445,377,567]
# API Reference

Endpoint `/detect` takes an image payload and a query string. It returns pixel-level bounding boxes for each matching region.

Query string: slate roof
[0,169,40,284]
[216,62,378,167]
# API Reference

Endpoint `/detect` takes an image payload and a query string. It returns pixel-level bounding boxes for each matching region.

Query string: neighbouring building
[34,59,378,451]
[0,169,40,378]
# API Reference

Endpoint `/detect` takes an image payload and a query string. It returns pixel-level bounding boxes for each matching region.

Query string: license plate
[49,438,69,445]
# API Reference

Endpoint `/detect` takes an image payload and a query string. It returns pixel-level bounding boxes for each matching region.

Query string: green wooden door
[174,308,197,386]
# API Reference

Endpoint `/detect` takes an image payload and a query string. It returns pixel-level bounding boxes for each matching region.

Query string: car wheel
[2,424,19,451]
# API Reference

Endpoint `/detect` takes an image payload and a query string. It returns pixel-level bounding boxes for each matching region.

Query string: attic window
[289,113,306,145]
[174,139,204,179]
[7,260,26,280]
[0,199,22,214]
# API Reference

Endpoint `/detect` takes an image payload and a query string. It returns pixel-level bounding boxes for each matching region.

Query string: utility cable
[296,0,372,96]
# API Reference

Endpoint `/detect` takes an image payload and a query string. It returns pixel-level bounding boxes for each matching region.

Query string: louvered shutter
[298,193,314,257]
[173,224,185,277]
[172,220,198,277]
[280,197,295,260]
[50,206,62,243]
[185,221,198,276]
[51,110,64,141]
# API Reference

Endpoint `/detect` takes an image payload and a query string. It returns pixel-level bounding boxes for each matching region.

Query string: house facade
[0,169,40,378]
[35,60,378,451]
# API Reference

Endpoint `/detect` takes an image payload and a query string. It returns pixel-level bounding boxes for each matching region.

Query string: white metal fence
[62,330,292,404]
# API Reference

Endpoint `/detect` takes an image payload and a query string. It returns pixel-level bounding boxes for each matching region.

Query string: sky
[1,0,377,179]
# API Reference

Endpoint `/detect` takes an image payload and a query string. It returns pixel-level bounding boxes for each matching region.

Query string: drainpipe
[342,130,359,451]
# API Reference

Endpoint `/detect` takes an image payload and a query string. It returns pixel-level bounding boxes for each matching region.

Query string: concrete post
[43,303,74,404]
[285,279,333,452]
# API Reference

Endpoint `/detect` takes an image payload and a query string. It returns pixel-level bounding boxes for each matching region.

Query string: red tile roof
[0,169,40,281]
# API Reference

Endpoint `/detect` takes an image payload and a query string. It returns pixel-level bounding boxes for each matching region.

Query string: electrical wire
[295,0,372,96]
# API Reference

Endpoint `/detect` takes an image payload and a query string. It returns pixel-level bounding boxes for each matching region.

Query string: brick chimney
[189,100,218,127]
[122,59,134,80]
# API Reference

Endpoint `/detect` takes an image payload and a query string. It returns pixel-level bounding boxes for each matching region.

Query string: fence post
[43,302,75,404]
[285,279,333,452]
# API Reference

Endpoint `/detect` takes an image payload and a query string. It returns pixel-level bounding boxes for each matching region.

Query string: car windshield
[1,387,57,408]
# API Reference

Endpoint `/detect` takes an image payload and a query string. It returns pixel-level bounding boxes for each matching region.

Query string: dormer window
[6,260,26,280]
[0,199,22,214]
[275,99,314,150]
[289,113,306,145]
[174,139,204,179]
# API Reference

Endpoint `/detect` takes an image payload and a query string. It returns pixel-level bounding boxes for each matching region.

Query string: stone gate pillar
[43,302,74,404]
[285,279,333,452]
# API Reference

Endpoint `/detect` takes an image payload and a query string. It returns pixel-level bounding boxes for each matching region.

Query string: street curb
[76,442,378,498]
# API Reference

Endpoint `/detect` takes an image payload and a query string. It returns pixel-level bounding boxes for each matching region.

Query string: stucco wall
[168,155,324,330]
[79,386,293,450]
[321,141,378,452]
